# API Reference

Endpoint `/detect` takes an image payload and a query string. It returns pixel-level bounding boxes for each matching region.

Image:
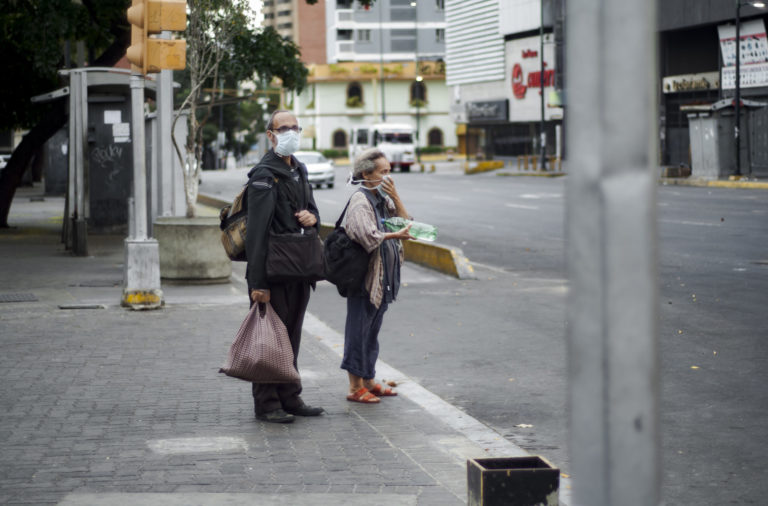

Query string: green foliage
[0,0,125,130]
[346,96,363,107]
[321,149,348,159]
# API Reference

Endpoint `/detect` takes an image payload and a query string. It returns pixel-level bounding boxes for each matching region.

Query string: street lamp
[734,0,766,177]
[412,1,421,165]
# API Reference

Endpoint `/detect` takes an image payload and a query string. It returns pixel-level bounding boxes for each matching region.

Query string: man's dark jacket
[245,149,320,291]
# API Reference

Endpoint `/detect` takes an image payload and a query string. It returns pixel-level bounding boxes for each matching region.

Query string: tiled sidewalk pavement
[0,297,470,505]
[0,193,480,505]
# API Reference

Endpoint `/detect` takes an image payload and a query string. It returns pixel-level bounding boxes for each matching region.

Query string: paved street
[203,163,768,505]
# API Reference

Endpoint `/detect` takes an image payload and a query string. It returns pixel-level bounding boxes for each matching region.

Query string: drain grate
[0,293,38,303]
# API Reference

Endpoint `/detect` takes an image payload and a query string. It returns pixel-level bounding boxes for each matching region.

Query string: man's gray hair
[266,109,291,131]
[353,148,386,181]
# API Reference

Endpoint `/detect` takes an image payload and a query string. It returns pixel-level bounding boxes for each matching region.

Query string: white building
[445,0,564,159]
[282,0,455,152]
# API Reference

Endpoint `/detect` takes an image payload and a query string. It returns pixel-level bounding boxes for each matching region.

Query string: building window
[264,12,274,19]
[347,82,363,107]
[277,0,291,3]
[435,28,445,43]
[428,128,443,147]
[337,0,353,7]
[263,0,274,6]
[358,29,371,42]
[333,130,347,148]
[337,29,353,41]
[277,10,291,16]
[410,80,426,106]
[435,0,445,9]
[277,22,293,30]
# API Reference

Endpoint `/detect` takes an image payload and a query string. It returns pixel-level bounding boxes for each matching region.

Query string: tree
[0,0,129,228]
[173,0,307,218]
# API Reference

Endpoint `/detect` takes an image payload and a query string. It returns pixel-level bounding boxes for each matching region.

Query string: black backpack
[323,197,370,297]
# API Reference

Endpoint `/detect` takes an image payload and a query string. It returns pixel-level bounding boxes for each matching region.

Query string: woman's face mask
[272,129,300,156]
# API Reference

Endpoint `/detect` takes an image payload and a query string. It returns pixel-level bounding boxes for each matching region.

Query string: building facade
[658,1,768,178]
[445,0,564,161]
[266,0,453,152]
[262,0,328,64]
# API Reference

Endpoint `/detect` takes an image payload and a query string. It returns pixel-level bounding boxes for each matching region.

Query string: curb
[660,177,768,189]
[497,171,567,178]
[464,160,504,174]
[199,193,477,280]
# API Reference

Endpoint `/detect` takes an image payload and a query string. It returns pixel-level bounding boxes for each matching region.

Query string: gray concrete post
[122,74,163,310]
[158,31,175,217]
[566,0,661,505]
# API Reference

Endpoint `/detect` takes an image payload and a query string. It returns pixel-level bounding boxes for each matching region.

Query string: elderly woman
[342,148,413,403]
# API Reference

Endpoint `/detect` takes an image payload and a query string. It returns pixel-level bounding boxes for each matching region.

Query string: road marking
[431,195,462,202]
[659,219,721,227]
[505,203,540,210]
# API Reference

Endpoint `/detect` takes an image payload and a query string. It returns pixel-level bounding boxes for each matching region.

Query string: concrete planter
[154,216,231,283]
[467,456,560,506]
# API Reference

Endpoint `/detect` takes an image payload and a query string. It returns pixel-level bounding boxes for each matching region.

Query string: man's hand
[250,289,270,303]
[295,210,317,227]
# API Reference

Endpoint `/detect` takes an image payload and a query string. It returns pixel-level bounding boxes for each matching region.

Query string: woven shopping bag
[219,302,300,383]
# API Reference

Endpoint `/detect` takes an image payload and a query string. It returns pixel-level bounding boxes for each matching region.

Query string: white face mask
[273,130,300,156]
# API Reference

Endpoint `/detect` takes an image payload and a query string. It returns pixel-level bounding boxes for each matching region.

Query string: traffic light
[126,0,187,75]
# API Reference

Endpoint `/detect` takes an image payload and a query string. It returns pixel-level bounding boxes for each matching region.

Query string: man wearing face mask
[244,110,324,423]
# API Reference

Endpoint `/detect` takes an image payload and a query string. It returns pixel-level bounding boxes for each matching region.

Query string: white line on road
[505,203,540,210]
[659,219,721,227]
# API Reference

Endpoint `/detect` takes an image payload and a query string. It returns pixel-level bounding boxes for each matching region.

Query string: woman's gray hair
[352,148,386,181]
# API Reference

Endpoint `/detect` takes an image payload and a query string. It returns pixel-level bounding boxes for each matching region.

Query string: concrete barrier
[464,160,504,174]
[199,193,476,280]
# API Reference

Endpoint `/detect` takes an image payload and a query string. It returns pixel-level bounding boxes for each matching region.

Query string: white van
[349,123,416,172]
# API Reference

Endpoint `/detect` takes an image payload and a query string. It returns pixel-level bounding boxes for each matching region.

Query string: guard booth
[684,98,767,179]
[32,68,186,255]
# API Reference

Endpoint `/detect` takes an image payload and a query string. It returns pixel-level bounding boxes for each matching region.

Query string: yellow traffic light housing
[126,0,187,75]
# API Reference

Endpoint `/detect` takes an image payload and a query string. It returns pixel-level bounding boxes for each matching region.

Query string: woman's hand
[386,223,413,241]
[295,210,317,227]
[380,176,399,200]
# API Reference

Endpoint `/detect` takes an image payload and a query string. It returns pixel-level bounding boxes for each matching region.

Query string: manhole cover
[0,293,38,303]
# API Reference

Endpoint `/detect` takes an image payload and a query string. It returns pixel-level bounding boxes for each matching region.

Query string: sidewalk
[0,186,543,506]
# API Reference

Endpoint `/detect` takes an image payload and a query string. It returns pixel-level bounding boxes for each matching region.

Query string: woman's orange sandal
[347,387,380,404]
[369,383,397,397]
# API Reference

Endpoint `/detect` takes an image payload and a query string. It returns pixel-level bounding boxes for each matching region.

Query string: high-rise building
[262,0,328,64]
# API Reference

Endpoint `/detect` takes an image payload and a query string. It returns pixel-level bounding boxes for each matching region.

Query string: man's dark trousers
[252,281,311,415]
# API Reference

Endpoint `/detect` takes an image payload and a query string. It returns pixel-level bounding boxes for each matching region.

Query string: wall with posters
[718,19,768,89]
[504,34,561,122]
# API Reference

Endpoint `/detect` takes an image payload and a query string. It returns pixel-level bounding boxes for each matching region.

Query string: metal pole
[735,1,742,177]
[540,0,547,171]
[566,0,660,504]
[158,32,175,217]
[130,74,148,240]
[123,72,163,310]
[379,3,386,122]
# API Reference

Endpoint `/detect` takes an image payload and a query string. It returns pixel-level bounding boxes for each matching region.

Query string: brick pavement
[0,188,528,505]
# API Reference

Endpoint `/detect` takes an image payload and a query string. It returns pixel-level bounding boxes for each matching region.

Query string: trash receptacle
[467,456,560,506]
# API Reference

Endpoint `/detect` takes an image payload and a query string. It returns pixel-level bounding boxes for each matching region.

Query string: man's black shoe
[256,409,295,423]
[284,404,325,417]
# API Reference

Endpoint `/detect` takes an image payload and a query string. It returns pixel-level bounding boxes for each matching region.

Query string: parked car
[295,151,335,189]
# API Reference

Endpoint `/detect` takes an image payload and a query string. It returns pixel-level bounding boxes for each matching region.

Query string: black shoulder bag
[323,194,371,297]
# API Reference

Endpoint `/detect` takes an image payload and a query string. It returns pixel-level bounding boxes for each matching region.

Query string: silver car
[295,151,335,189]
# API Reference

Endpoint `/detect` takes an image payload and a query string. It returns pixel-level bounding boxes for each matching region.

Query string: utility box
[684,98,767,179]
[467,456,560,506]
